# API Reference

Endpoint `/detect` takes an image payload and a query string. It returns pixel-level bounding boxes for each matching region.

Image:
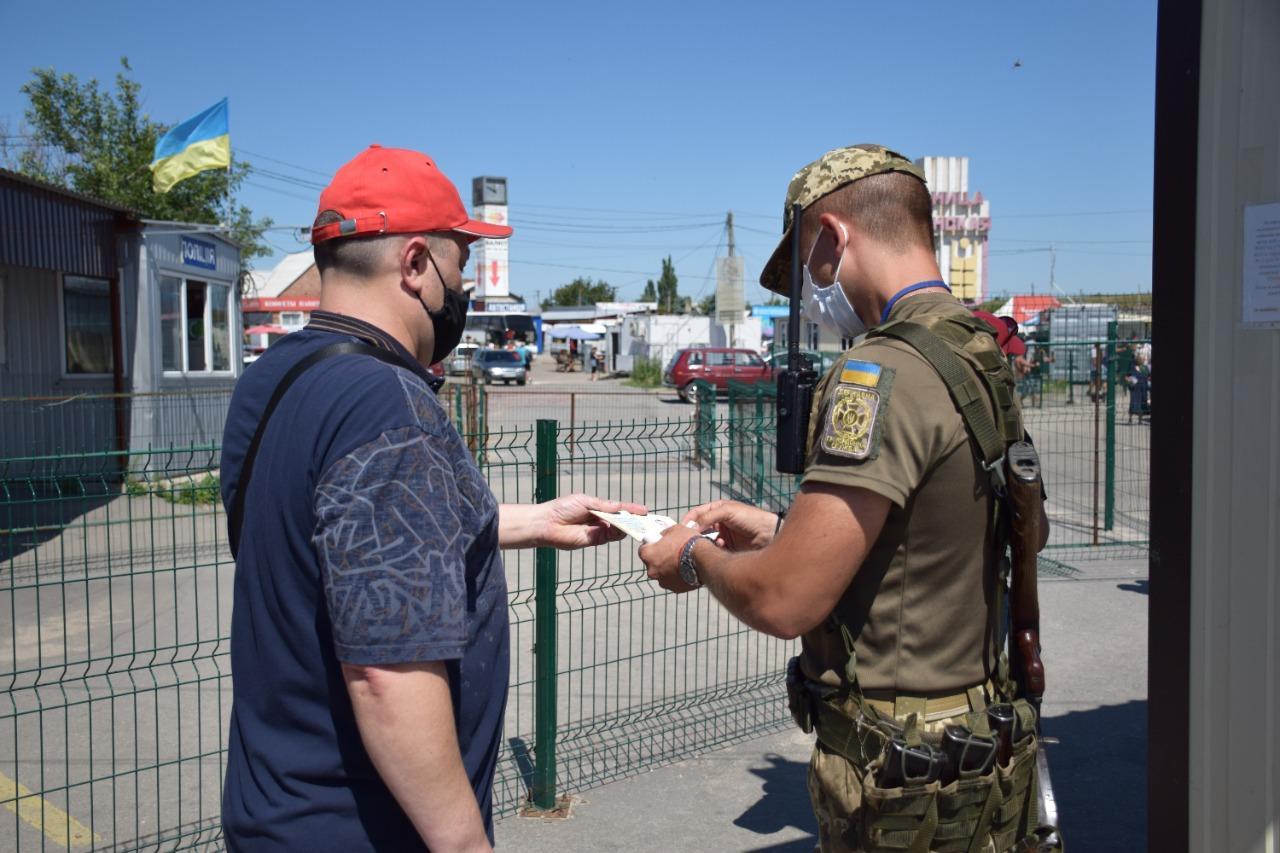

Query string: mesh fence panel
[0,349,1149,847]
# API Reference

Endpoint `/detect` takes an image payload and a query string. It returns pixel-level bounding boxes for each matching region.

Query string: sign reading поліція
[181,236,217,271]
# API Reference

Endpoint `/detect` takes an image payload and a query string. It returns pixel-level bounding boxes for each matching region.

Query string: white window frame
[279,311,305,329]
[161,275,236,377]
[59,272,115,379]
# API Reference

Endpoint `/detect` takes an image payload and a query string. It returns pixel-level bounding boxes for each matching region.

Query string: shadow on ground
[724,702,1146,852]
[1117,578,1149,595]
[733,752,818,851]
[1045,700,1147,851]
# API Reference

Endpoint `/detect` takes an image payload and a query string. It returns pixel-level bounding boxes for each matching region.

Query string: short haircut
[806,171,935,253]
[312,210,452,277]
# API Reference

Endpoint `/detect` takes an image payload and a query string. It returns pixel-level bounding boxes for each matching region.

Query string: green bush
[129,472,222,506]
[626,357,664,388]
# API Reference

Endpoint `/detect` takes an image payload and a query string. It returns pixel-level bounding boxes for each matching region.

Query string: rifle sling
[871,320,1007,474]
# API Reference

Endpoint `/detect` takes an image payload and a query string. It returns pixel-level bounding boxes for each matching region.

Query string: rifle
[1006,440,1045,717]
[1006,441,1063,850]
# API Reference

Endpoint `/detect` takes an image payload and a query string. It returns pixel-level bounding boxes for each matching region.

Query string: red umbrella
[245,324,287,336]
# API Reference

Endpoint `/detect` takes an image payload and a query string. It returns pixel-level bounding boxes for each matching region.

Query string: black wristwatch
[678,536,703,588]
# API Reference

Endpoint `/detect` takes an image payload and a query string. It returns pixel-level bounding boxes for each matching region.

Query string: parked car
[762,349,839,377]
[447,343,479,375]
[663,347,771,403]
[471,349,527,385]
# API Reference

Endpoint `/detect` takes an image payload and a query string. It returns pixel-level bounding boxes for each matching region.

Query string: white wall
[1189,1,1280,850]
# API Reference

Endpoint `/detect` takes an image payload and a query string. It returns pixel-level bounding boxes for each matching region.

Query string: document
[590,510,718,545]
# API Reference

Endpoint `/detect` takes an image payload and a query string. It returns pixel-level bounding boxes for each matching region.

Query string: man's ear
[817,212,850,256]
[400,235,430,296]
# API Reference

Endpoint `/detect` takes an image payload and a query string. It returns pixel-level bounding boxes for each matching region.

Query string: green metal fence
[1,405,799,849]
[2,447,230,851]
[0,348,1150,848]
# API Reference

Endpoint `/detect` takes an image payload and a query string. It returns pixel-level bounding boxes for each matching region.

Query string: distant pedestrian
[590,347,604,380]
[1127,353,1151,423]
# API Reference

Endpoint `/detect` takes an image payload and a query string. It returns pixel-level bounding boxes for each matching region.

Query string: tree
[697,294,716,316]
[640,279,657,302]
[656,255,683,313]
[542,276,616,308]
[9,58,272,263]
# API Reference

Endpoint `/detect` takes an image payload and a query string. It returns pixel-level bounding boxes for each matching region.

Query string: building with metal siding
[0,170,241,463]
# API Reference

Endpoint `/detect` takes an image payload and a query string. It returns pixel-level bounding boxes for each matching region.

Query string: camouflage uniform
[765,147,1037,853]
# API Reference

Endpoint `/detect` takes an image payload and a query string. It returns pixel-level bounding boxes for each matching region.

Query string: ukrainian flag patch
[839,359,883,387]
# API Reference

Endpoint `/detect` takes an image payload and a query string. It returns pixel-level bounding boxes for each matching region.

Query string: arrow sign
[490,261,500,286]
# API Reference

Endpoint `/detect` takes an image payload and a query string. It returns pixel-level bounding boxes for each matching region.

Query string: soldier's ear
[816,213,850,258]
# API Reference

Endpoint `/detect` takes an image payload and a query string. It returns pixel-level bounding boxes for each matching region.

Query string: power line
[234,147,332,179]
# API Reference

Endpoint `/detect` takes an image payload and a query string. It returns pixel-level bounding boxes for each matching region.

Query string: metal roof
[0,168,138,278]
[0,167,139,216]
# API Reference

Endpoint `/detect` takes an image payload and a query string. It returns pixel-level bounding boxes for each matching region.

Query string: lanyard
[880,280,950,325]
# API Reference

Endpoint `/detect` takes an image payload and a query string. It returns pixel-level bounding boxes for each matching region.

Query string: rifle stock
[1006,442,1046,706]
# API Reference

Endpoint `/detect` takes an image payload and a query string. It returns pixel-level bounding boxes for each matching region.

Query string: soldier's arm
[639,481,890,639]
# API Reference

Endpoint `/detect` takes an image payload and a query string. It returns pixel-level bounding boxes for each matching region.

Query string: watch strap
[679,536,703,588]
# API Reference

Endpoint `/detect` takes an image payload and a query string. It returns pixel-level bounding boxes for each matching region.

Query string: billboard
[716,257,745,325]
[473,203,510,298]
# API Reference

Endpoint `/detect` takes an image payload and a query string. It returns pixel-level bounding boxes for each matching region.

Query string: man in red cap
[220,145,643,851]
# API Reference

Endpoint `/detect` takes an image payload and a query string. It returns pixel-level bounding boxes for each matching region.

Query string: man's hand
[637,522,701,593]
[681,500,780,552]
[498,495,648,550]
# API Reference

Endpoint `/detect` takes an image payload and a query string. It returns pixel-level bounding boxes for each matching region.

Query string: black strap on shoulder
[870,320,1007,482]
[228,341,410,559]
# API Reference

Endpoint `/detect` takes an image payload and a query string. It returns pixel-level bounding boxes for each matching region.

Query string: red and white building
[916,156,992,305]
[241,252,320,355]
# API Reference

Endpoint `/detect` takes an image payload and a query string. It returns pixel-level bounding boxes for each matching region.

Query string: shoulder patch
[820,365,895,460]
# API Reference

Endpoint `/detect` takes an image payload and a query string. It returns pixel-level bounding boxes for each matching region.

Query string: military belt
[861,682,993,723]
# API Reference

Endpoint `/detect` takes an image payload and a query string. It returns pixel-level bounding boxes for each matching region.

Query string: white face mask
[801,224,867,339]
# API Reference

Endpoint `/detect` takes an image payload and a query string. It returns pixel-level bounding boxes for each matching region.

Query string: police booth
[126,227,242,454]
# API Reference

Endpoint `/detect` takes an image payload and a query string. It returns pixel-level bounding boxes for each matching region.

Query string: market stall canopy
[548,325,602,341]
[245,324,287,336]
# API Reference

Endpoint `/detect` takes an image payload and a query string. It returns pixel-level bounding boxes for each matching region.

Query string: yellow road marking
[0,771,102,848]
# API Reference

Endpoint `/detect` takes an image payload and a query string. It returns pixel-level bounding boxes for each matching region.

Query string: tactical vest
[788,312,1051,853]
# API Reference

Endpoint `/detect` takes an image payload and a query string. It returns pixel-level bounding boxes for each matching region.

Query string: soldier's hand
[638,522,700,593]
[681,501,779,552]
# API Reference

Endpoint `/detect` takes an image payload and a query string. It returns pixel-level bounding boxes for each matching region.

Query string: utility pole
[1049,243,1057,293]
[726,211,736,347]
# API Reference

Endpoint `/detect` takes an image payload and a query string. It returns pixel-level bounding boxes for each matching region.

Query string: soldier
[639,145,1053,851]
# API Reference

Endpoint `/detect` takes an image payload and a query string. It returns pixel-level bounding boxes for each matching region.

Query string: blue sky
[1,0,1156,305]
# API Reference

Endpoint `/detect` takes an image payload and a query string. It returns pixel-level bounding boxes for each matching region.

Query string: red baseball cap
[311,145,513,244]
[972,310,1028,357]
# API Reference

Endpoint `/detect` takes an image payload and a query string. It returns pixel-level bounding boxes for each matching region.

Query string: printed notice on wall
[1243,202,1280,328]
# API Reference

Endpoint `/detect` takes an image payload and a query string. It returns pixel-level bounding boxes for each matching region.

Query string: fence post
[532,419,559,810]
[1104,322,1118,531]
[1067,350,1075,405]
[747,381,757,502]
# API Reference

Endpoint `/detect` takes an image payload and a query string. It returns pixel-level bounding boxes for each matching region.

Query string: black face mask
[423,250,468,365]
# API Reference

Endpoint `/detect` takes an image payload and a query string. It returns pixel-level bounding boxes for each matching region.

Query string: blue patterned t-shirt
[220,321,508,851]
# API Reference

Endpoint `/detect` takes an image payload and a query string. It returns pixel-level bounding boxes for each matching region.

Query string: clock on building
[472,176,508,207]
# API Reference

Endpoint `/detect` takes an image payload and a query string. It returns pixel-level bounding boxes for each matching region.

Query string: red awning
[245,324,287,336]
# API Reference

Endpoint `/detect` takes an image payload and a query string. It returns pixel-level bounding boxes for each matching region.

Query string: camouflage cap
[759,144,926,295]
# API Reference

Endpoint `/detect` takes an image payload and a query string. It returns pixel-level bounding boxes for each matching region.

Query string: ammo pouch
[787,657,815,733]
[804,684,1043,853]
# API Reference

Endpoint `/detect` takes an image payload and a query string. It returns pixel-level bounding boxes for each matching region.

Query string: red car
[663,347,771,402]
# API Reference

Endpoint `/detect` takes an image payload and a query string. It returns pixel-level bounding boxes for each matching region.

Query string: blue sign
[181,236,217,270]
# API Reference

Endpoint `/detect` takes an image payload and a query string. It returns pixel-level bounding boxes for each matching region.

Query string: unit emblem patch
[821,384,881,460]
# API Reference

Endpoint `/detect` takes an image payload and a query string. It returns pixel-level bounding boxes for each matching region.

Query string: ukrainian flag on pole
[149,98,231,193]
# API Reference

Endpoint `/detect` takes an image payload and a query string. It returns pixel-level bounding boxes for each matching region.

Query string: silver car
[471,349,527,385]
